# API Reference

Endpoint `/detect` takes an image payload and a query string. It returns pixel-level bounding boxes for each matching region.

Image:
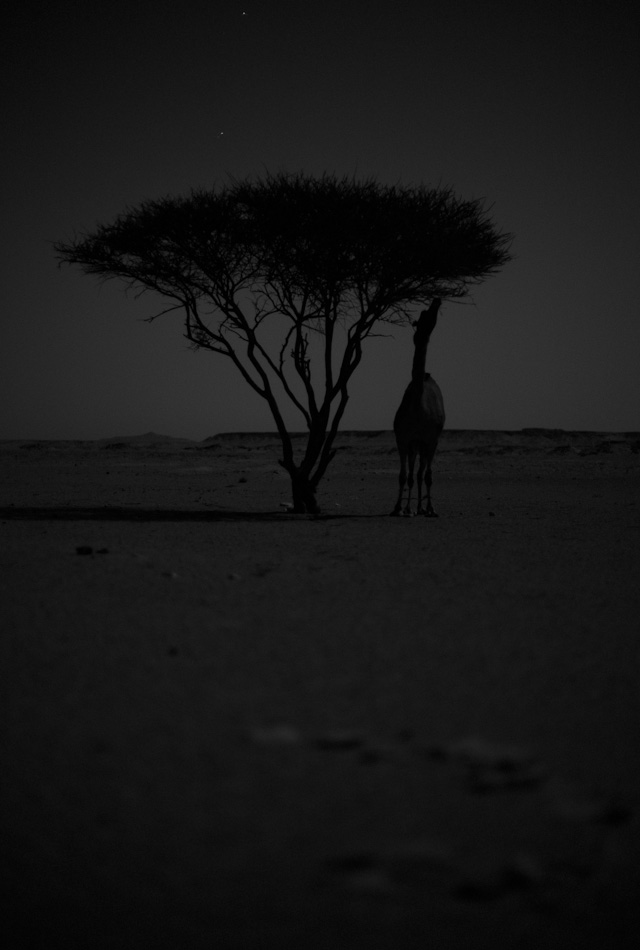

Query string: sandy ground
[2,429,640,949]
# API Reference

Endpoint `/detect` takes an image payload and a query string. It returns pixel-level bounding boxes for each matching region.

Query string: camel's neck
[410,301,440,385]
[411,329,431,385]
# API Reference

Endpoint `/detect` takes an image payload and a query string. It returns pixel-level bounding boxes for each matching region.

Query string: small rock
[325,853,377,874]
[383,840,456,887]
[396,729,415,743]
[315,730,365,751]
[502,852,546,890]
[453,872,503,901]
[550,782,633,825]
[468,760,548,792]
[76,545,93,555]
[324,854,393,895]
[249,725,302,746]
[359,747,384,764]
[341,867,394,895]
[430,736,548,792]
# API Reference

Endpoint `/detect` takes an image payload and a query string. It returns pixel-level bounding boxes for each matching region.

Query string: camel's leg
[391,446,407,515]
[422,461,438,517]
[416,449,427,514]
[403,445,418,515]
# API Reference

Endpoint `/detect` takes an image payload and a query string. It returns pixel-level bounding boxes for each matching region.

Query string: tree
[55,172,512,512]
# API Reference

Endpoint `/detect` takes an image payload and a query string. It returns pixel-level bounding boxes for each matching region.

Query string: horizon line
[3,427,640,444]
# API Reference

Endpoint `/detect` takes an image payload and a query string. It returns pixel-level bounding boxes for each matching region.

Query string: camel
[391,299,445,516]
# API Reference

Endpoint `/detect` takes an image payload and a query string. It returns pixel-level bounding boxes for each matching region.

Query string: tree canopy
[55,171,512,512]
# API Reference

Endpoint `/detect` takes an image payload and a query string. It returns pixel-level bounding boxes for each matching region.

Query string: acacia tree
[55,172,512,512]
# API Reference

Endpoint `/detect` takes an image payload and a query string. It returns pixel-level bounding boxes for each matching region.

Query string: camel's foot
[286,503,321,514]
[421,506,438,518]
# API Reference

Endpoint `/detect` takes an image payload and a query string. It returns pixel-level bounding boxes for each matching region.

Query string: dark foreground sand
[2,430,640,949]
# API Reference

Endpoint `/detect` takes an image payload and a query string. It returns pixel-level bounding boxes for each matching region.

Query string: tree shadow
[0,506,378,522]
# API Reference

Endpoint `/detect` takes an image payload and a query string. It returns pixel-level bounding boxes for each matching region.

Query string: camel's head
[414,299,442,338]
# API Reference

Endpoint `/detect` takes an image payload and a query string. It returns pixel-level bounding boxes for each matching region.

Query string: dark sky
[2,0,638,438]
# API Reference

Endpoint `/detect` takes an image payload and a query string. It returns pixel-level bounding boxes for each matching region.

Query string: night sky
[2,0,639,439]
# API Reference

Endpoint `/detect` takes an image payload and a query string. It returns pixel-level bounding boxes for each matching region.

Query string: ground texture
[2,430,640,948]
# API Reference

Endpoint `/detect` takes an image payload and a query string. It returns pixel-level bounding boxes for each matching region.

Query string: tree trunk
[290,469,320,514]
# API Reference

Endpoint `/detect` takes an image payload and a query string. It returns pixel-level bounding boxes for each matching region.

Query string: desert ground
[2,429,640,948]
